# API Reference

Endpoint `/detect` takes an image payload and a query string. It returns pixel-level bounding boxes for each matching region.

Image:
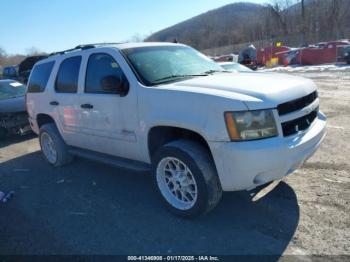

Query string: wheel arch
[36,113,56,128]
[147,125,213,160]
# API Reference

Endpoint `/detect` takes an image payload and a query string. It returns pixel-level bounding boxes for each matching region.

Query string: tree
[0,46,39,68]
[0,47,6,67]
[127,32,152,43]
[25,47,44,56]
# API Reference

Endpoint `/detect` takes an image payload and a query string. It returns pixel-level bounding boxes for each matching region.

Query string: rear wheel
[152,140,222,218]
[39,123,74,166]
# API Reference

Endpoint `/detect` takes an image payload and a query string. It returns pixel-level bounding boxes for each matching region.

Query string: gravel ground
[274,66,350,256]
[0,66,349,258]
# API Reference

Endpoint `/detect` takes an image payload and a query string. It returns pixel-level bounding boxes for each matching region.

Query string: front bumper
[209,111,327,191]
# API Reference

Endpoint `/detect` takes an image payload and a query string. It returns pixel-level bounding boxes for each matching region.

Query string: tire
[39,123,74,167]
[151,139,222,218]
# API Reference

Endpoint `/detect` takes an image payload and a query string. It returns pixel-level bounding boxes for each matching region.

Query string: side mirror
[100,75,129,96]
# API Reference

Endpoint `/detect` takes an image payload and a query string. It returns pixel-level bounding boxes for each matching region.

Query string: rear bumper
[209,111,327,191]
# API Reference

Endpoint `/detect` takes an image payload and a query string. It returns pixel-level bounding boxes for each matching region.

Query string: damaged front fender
[0,112,31,138]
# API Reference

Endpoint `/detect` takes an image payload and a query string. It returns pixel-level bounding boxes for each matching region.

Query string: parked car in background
[213,54,238,63]
[238,44,258,70]
[257,46,291,66]
[2,66,18,80]
[218,62,253,72]
[340,45,350,64]
[0,79,31,139]
[18,55,48,84]
[27,43,326,217]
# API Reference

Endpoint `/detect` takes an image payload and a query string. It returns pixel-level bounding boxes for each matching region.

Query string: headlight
[224,109,278,141]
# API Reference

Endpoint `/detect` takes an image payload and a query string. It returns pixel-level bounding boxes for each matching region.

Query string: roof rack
[86,42,125,47]
[49,42,125,57]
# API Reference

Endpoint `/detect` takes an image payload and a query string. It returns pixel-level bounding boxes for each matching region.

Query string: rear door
[52,55,83,147]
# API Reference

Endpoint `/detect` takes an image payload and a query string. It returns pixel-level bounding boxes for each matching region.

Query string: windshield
[221,63,252,72]
[0,81,26,100]
[122,45,224,85]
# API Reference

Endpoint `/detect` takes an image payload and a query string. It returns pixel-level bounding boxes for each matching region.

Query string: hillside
[146,0,350,51]
[146,3,264,50]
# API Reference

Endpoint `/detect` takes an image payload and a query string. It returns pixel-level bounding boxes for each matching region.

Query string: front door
[75,51,139,160]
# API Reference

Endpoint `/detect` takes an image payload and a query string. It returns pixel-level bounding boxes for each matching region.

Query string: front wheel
[152,140,222,218]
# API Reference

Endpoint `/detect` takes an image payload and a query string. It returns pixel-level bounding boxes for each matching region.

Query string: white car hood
[169,72,317,110]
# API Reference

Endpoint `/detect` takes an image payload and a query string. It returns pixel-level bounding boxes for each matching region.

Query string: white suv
[26,42,326,217]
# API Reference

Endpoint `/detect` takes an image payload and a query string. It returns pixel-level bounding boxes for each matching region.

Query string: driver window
[85,53,128,94]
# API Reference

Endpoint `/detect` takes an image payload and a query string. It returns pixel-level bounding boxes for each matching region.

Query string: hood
[168,72,317,110]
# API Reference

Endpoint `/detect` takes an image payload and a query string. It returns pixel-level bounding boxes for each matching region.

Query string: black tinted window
[55,56,81,93]
[85,53,128,94]
[27,61,55,93]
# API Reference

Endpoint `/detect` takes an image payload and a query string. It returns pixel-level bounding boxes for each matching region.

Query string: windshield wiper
[203,69,230,74]
[152,73,208,83]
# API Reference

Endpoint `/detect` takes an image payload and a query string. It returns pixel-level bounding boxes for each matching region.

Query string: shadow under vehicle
[0,150,300,257]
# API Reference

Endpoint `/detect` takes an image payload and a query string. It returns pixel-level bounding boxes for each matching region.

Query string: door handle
[50,101,59,106]
[81,103,94,109]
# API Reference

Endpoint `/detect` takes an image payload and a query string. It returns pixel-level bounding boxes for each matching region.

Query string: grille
[281,108,318,137]
[277,91,318,116]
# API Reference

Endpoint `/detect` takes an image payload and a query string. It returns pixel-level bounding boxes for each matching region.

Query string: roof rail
[83,42,125,47]
[49,42,126,57]
[49,45,93,56]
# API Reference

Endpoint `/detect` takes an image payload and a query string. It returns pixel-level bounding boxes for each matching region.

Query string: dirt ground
[0,66,349,258]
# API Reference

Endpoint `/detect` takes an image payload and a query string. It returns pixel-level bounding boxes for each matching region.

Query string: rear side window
[55,56,81,93]
[85,53,129,94]
[27,62,54,93]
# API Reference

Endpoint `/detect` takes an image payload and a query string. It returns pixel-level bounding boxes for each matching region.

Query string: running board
[68,147,151,173]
